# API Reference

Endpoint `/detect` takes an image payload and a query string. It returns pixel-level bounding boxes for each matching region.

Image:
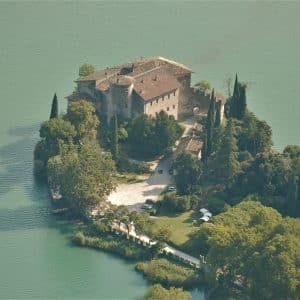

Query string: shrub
[72,231,150,260]
[135,258,201,288]
[73,231,86,246]
[207,196,226,215]
[142,284,191,300]
[159,193,191,213]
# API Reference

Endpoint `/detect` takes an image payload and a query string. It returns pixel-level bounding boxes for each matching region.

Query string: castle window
[174,91,176,96]
[173,105,175,109]
[162,96,164,101]
[156,99,158,104]
[168,94,170,99]
[167,107,169,111]
[151,101,153,106]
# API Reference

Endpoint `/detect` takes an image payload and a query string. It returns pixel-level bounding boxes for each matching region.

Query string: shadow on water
[0,123,77,236]
[0,123,40,199]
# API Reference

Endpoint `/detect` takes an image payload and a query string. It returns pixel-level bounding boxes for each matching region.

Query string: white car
[199,208,213,222]
[199,208,209,214]
[199,215,210,222]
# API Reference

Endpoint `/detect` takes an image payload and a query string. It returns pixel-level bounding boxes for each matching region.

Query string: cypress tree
[50,93,58,119]
[111,114,119,161]
[201,133,208,164]
[206,89,216,156]
[236,83,247,120]
[230,74,239,118]
[213,119,240,183]
[215,100,221,127]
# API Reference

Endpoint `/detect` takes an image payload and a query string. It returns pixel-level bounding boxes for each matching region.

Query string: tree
[237,111,273,155]
[173,152,202,195]
[118,127,128,142]
[128,114,155,157]
[143,284,191,300]
[211,119,240,183]
[194,80,211,91]
[205,200,300,299]
[153,111,183,154]
[65,100,99,142]
[236,83,247,119]
[50,93,58,119]
[48,142,116,216]
[227,74,248,120]
[111,114,119,161]
[214,100,222,128]
[206,89,216,156]
[79,64,95,77]
[39,118,76,158]
[201,133,208,164]
[128,112,183,158]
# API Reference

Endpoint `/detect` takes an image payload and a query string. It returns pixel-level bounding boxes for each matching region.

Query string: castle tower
[108,75,134,120]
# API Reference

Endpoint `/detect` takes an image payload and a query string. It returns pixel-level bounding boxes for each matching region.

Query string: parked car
[199,215,210,222]
[168,185,176,192]
[142,203,153,210]
[199,208,213,222]
[145,198,155,205]
[199,208,209,215]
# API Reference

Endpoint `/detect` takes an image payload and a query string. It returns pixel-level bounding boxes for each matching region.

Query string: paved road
[112,221,203,268]
[108,156,172,211]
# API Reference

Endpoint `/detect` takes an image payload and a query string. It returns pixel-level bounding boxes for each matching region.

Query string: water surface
[0,2,299,299]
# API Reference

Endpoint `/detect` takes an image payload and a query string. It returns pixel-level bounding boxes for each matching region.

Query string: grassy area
[152,210,201,248]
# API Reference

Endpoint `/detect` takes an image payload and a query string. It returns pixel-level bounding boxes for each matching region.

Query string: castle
[67,56,225,123]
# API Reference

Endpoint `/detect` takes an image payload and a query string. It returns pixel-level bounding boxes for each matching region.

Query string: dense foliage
[128,111,183,158]
[142,284,191,300]
[226,74,247,120]
[79,63,95,77]
[200,200,300,299]
[194,80,211,91]
[73,231,149,260]
[158,192,197,213]
[173,152,202,195]
[48,143,116,216]
[64,100,99,142]
[136,258,201,289]
[231,147,300,217]
[34,100,117,216]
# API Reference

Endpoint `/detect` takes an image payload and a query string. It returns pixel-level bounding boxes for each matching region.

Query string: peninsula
[34,57,300,300]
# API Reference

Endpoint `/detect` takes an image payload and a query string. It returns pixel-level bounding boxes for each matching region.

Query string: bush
[159,193,191,213]
[72,231,150,260]
[142,284,191,300]
[135,258,201,288]
[73,231,86,246]
[207,196,226,215]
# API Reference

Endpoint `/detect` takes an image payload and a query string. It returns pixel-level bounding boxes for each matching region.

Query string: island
[34,57,300,300]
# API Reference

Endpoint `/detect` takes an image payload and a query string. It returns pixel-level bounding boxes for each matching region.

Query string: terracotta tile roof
[133,68,180,101]
[76,56,192,93]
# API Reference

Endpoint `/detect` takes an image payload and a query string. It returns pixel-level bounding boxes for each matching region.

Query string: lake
[0,1,299,299]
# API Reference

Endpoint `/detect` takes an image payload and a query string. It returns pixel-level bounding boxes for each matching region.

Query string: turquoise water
[0,1,299,299]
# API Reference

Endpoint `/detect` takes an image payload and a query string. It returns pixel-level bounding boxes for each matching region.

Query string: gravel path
[108,157,172,211]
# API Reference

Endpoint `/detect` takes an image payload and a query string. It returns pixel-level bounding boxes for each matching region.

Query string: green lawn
[152,210,201,248]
